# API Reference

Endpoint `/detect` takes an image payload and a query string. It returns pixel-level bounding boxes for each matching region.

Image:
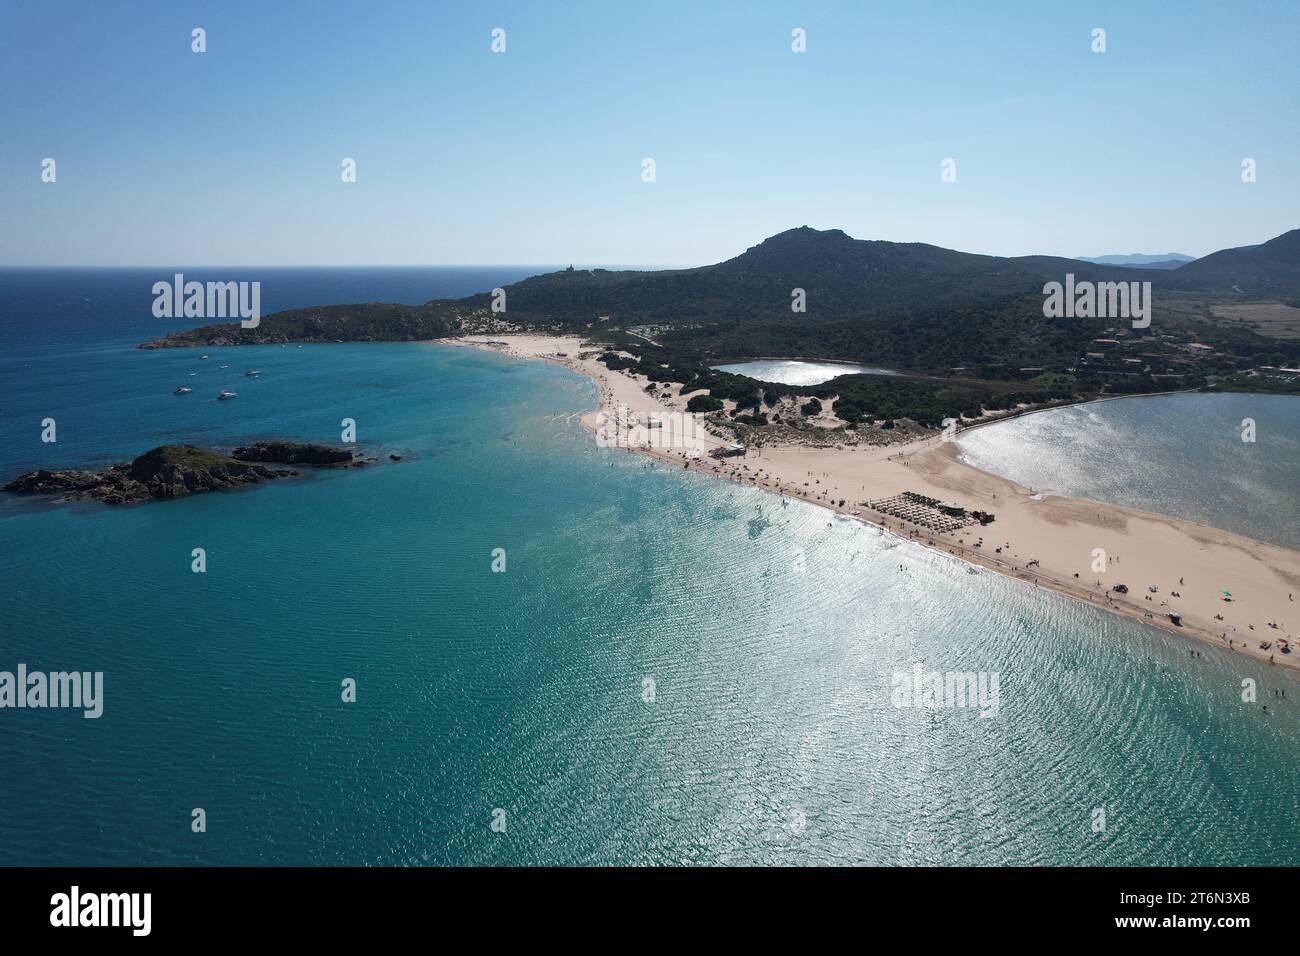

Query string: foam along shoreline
[453,334,1300,674]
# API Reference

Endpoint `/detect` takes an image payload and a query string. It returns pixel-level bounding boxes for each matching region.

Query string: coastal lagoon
[2,270,1298,866]
[713,359,897,386]
[957,394,1300,551]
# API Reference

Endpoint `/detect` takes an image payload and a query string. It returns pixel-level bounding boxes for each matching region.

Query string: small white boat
[244,369,262,377]
[217,390,238,400]
[219,364,230,369]
[174,386,192,394]
[200,354,209,360]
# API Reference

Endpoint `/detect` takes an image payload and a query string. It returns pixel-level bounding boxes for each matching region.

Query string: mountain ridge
[1162,228,1300,293]
[1077,253,1195,268]
[139,226,1300,378]
[449,225,1300,321]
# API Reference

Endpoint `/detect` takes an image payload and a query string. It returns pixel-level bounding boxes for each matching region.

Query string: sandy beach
[455,333,1300,674]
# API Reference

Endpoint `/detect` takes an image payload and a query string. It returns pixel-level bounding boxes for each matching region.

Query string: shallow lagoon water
[957,394,1300,550]
[713,359,898,386]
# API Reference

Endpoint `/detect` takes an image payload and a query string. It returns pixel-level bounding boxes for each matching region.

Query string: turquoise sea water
[1,270,1298,866]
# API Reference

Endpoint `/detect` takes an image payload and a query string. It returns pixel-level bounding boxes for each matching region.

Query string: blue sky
[1,0,1297,265]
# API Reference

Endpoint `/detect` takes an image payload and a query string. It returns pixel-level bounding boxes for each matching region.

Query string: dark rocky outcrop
[232,441,354,466]
[4,445,294,505]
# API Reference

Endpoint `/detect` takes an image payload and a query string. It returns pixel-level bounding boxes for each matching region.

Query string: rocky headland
[4,441,363,505]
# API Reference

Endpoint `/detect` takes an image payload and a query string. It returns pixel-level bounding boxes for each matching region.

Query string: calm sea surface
[713,359,897,385]
[957,394,1300,550]
[1,270,1297,865]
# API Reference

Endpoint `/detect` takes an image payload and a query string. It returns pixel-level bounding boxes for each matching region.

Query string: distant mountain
[1161,229,1300,295]
[137,224,1300,426]
[1076,253,1194,269]
[1128,260,1195,270]
[142,226,1300,381]
[446,226,1300,333]
[434,227,1167,377]
[426,225,1300,381]
[451,226,1148,325]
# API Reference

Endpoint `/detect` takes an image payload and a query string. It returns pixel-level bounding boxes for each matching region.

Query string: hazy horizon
[2,221,1290,270]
